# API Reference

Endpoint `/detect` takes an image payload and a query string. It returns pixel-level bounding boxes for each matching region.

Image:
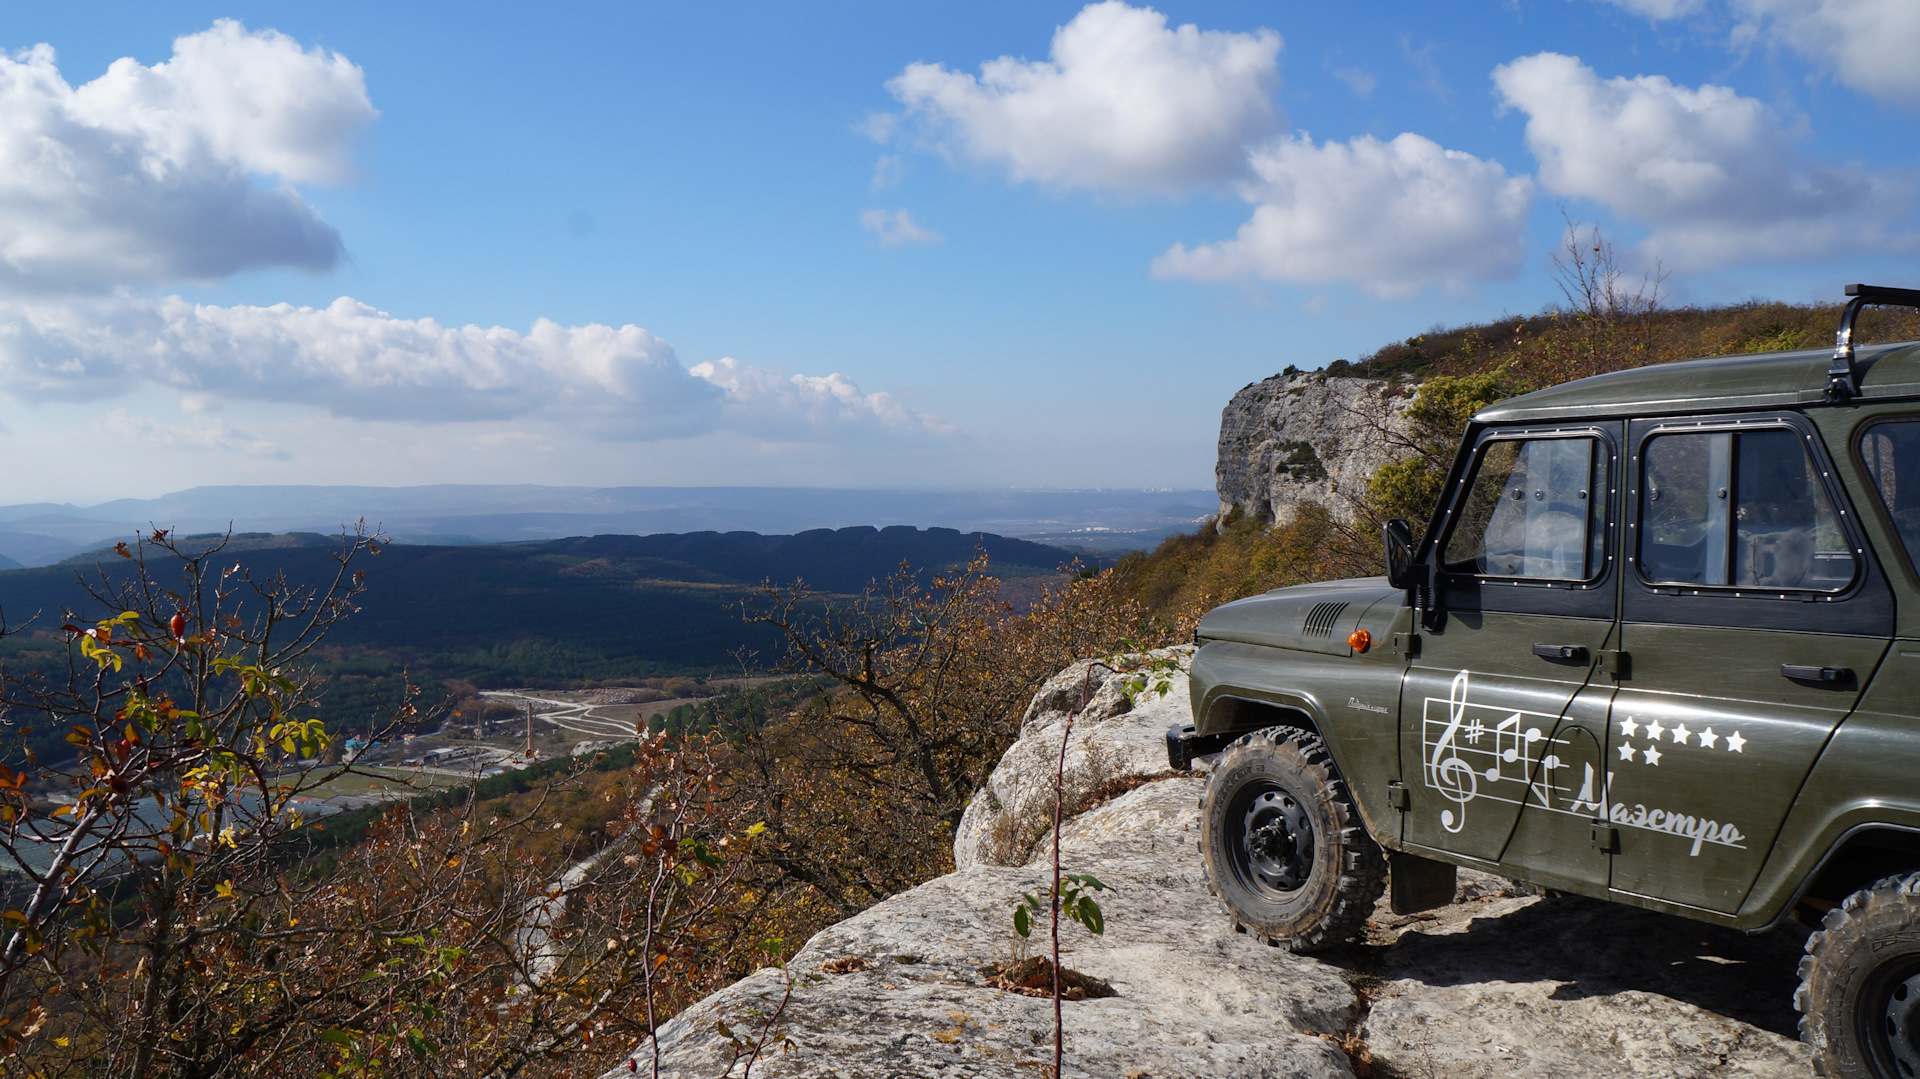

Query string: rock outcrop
[952,648,1192,870]
[606,655,1813,1078]
[1216,372,1415,526]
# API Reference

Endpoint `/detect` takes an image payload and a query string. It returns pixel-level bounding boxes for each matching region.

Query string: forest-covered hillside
[0,525,1086,762]
[7,525,1081,676]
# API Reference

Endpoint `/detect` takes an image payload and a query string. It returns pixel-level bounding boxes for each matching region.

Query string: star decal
[1698,727,1719,749]
[1726,730,1747,753]
[1618,742,1637,761]
[1619,716,1640,738]
[1644,745,1662,766]
[1646,718,1668,742]
[1671,724,1692,745]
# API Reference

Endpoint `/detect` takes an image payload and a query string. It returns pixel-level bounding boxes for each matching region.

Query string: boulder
[952,647,1192,870]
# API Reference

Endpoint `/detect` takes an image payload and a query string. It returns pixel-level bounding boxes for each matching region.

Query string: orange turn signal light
[1348,629,1371,653]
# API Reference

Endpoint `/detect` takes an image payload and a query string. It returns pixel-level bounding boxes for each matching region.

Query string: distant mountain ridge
[52,525,1081,590]
[0,485,1214,565]
[0,525,1085,682]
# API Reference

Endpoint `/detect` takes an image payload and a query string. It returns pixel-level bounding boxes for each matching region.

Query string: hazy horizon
[0,483,1219,566]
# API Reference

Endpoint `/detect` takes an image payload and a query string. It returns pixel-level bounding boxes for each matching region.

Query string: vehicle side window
[1858,420,1920,576]
[1640,428,1854,590]
[1443,437,1605,580]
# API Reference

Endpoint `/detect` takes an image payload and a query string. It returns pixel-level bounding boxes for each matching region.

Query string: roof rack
[1827,283,1920,402]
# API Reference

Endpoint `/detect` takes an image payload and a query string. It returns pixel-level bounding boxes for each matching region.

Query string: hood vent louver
[1302,602,1349,638]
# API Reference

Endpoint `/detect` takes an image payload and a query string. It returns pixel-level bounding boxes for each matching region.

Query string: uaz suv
[1169,284,1920,1078]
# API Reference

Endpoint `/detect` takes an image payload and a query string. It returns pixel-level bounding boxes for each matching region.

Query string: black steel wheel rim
[1862,957,1920,1078]
[1228,780,1316,897]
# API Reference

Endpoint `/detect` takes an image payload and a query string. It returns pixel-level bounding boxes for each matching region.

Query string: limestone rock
[952,648,1192,870]
[1360,889,1810,1078]
[608,656,1816,1079]
[612,781,1359,1079]
[1216,372,1414,526]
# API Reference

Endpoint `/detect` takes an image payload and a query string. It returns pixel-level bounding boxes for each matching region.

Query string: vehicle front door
[1400,424,1620,865]
[1607,414,1892,914]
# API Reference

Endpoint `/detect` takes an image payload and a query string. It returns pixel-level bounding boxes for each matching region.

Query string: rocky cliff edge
[608,653,1813,1078]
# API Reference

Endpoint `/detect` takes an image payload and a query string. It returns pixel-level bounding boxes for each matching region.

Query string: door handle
[1533,644,1588,662]
[1781,664,1852,684]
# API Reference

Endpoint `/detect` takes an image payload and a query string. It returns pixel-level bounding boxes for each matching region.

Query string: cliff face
[1215,373,1415,526]
[604,653,1811,1079]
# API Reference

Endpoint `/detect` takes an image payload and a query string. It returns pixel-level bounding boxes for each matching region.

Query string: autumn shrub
[0,533,784,1079]
[1363,369,1522,543]
[1107,507,1355,634]
[5,734,772,1079]
[729,556,1155,921]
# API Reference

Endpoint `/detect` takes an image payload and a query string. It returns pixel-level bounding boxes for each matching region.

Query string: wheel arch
[1781,824,1920,926]
[1198,689,1401,845]
[1202,693,1323,741]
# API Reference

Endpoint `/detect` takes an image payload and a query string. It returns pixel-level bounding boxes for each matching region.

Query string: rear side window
[1444,437,1606,580]
[1640,428,1854,590]
[1858,420,1920,576]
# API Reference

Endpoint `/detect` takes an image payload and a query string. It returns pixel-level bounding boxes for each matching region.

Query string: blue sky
[0,0,1915,503]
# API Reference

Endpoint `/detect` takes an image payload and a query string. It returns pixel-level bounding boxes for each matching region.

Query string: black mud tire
[1199,725,1386,952]
[1797,871,1920,1078]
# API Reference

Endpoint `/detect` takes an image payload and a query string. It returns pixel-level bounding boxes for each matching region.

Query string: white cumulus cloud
[0,20,954,460]
[883,1,1282,192]
[1732,0,1920,104]
[690,357,952,440]
[1494,52,1915,270]
[0,295,951,444]
[0,20,376,293]
[859,208,943,247]
[1591,0,1920,105]
[1153,133,1534,296]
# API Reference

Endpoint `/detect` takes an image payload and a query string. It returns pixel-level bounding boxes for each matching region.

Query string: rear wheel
[1199,726,1385,952]
[1798,871,1920,1077]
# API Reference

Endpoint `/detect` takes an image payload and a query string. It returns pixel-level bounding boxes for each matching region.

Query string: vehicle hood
[1195,577,1403,656]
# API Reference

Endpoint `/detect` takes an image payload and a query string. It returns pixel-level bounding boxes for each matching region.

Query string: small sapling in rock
[1012,873,1110,941]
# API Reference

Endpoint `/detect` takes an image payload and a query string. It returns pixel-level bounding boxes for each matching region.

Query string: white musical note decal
[1418,669,1749,856]
[1423,671,1568,833]
[1427,671,1480,833]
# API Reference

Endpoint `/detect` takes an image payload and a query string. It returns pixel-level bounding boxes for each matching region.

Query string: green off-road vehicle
[1167,285,1920,1077]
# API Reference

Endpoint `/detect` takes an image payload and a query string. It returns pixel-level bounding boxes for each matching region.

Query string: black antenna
[1827,283,1920,402]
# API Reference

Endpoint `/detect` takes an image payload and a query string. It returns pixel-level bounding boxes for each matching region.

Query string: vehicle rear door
[1606,413,1892,913]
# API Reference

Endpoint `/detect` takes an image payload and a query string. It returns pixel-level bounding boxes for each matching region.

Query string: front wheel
[1798,872,1920,1077]
[1199,726,1385,952]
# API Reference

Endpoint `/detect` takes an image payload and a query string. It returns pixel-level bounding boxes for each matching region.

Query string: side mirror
[1383,518,1420,589]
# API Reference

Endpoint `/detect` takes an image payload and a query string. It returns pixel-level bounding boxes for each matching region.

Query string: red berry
[169,613,186,639]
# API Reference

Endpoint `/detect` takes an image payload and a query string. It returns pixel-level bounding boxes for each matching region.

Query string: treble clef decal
[1428,669,1478,833]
